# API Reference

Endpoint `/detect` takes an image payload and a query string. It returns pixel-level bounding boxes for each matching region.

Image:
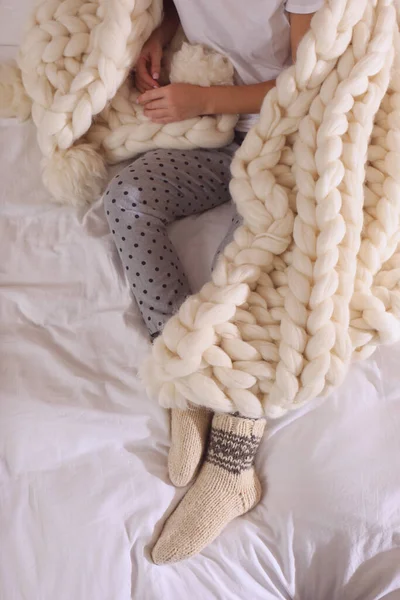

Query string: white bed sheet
[1,42,400,600]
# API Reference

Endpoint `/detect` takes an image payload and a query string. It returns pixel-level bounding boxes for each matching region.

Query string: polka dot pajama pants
[104,138,242,338]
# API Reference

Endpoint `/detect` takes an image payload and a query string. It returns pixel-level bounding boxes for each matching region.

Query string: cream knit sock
[152,413,266,565]
[168,406,212,487]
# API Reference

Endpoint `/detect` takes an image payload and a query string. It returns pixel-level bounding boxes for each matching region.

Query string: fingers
[151,117,175,124]
[144,109,171,121]
[150,47,163,82]
[135,79,152,93]
[142,99,168,111]
[135,56,159,91]
[145,110,178,124]
[135,75,159,93]
[137,80,156,93]
[148,117,175,124]
[138,87,166,105]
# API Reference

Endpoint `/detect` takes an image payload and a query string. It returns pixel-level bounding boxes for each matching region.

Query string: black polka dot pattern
[103,140,242,337]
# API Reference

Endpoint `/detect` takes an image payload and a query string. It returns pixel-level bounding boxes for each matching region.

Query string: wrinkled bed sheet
[1,21,400,600]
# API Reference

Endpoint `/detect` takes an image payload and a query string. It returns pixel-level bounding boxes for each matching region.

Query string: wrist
[200,87,214,115]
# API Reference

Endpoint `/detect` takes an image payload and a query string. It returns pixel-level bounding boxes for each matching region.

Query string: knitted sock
[152,413,266,565]
[168,406,212,487]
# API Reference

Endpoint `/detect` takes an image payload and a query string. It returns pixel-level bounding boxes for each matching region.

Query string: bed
[1,2,400,599]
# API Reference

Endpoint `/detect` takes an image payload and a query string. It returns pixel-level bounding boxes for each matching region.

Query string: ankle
[206,413,266,475]
[212,413,266,438]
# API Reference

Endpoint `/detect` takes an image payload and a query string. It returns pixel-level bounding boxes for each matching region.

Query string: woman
[104,0,323,564]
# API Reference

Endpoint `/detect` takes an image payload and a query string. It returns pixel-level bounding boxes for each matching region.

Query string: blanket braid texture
[143,0,400,419]
[1,0,400,419]
[0,0,237,205]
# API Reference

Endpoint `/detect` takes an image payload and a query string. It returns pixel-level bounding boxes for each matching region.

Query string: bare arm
[155,0,180,48]
[201,81,275,116]
[138,11,316,122]
[135,0,180,91]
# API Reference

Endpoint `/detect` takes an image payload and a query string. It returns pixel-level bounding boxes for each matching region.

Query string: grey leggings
[104,138,242,337]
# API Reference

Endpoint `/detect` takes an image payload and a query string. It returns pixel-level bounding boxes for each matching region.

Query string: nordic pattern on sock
[207,428,261,475]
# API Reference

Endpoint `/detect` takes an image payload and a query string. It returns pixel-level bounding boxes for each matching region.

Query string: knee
[103,169,131,213]
[104,161,152,216]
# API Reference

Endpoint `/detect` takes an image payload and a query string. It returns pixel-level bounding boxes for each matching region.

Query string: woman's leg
[167,211,246,487]
[211,212,243,272]
[103,144,238,337]
[153,210,267,563]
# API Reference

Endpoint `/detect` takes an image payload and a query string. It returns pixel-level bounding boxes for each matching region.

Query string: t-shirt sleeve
[285,0,325,14]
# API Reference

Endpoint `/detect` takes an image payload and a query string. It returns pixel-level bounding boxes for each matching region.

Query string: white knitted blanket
[2,0,400,419]
[0,0,237,205]
[143,0,400,419]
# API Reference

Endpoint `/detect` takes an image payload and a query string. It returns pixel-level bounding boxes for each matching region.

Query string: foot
[168,406,212,487]
[153,413,266,565]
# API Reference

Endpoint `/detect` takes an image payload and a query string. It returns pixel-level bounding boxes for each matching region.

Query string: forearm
[155,0,180,47]
[201,81,276,116]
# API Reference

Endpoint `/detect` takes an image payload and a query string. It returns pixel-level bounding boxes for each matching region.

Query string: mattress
[1,5,400,599]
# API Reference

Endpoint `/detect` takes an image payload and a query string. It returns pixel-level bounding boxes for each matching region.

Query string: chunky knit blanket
[143,0,400,419]
[0,0,237,205]
[2,0,400,419]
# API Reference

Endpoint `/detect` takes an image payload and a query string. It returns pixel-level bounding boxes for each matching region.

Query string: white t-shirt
[172,0,325,131]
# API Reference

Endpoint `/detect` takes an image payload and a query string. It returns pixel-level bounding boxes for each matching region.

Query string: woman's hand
[137,83,207,123]
[134,32,164,93]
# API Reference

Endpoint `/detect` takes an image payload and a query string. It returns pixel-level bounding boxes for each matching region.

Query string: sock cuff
[174,405,211,423]
[212,413,266,440]
[206,414,266,475]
